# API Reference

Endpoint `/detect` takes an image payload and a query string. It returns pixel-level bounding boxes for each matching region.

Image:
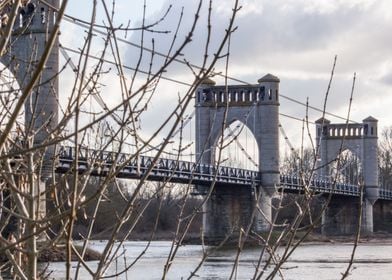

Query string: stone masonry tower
[315,116,379,234]
[195,74,280,242]
[1,1,60,216]
[11,0,60,147]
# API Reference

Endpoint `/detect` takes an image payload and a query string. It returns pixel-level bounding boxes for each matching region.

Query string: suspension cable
[61,45,321,126]
[60,45,324,166]
[59,11,358,124]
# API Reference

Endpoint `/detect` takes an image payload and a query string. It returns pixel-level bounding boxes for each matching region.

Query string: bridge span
[57,145,380,198]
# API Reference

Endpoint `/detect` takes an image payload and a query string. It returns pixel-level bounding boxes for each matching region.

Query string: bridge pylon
[315,116,379,235]
[1,0,60,220]
[195,74,281,242]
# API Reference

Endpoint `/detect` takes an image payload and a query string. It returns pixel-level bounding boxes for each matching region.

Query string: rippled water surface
[44,241,392,279]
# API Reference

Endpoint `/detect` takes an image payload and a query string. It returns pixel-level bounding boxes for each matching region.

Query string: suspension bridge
[2,0,392,241]
[56,145,363,196]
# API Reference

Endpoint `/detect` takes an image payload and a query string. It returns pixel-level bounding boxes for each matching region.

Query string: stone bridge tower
[315,117,379,234]
[195,74,280,241]
[1,1,60,215]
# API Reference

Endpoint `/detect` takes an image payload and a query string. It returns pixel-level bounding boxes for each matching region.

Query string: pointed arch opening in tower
[0,63,24,133]
[329,149,362,185]
[214,120,259,171]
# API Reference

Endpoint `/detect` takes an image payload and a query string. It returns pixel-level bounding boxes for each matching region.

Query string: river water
[44,241,392,279]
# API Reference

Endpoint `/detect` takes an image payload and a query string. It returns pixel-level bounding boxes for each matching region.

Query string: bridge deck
[56,146,392,200]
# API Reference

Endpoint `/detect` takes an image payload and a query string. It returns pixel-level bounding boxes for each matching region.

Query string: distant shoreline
[124,231,392,246]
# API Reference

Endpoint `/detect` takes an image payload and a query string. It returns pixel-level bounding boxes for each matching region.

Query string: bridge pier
[374,200,392,232]
[361,198,374,234]
[253,189,272,232]
[322,196,361,235]
[202,185,273,243]
[203,185,253,243]
[322,196,374,235]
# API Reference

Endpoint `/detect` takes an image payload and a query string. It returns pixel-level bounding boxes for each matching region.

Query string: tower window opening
[322,126,328,136]
[364,124,368,135]
[19,13,24,27]
[323,125,329,136]
[41,7,46,24]
[260,86,265,100]
[20,3,36,26]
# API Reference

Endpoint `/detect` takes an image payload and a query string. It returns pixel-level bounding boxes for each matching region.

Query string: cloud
[381,74,392,86]
[112,0,392,147]
[125,0,392,82]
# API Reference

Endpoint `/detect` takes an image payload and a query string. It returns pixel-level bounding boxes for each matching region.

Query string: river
[43,241,392,279]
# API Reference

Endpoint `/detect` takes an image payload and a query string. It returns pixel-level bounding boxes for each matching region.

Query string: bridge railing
[58,146,392,198]
[379,189,392,200]
[57,146,261,185]
[280,174,360,196]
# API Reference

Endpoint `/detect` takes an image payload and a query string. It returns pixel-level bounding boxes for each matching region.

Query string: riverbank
[38,244,102,262]
[0,243,102,264]
[124,230,392,246]
[324,232,392,244]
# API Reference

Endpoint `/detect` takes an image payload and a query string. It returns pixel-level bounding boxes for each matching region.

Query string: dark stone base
[202,185,254,243]
[322,195,362,235]
[374,200,392,233]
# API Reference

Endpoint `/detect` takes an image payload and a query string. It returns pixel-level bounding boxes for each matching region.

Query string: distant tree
[281,147,315,177]
[329,149,362,185]
[379,126,392,190]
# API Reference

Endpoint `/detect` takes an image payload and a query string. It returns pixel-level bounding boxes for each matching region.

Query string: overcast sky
[61,0,392,153]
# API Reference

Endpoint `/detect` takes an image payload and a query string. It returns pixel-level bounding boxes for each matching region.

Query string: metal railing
[57,146,260,186]
[56,146,392,199]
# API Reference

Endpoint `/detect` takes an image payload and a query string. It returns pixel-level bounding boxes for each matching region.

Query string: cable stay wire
[61,45,320,126]
[61,46,202,158]
[60,11,358,124]
[221,103,259,168]
[60,46,191,87]
[279,123,297,154]
[60,45,321,167]
[60,47,264,163]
